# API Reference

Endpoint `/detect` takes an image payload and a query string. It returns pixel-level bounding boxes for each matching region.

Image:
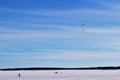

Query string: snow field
[0,70,120,80]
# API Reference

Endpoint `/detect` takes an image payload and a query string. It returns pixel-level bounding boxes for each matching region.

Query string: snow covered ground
[0,70,120,80]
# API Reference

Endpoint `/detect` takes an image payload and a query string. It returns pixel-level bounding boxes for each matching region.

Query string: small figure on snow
[55,71,58,74]
[18,73,21,77]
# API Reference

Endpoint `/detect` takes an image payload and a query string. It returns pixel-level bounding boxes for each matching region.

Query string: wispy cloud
[0,27,120,40]
[1,49,120,60]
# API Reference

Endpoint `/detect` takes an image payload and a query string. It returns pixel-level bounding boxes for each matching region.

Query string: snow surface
[0,70,120,80]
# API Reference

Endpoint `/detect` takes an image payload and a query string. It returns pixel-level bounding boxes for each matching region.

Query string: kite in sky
[80,24,86,31]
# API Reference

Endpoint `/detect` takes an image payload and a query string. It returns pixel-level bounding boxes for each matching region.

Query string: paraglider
[80,24,86,31]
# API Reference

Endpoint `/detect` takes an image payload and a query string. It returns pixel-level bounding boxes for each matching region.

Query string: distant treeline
[1,66,120,71]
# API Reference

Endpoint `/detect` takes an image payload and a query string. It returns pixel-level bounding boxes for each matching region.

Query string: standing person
[18,73,21,77]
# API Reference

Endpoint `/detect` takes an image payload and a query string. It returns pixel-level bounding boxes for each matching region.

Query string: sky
[1,0,120,68]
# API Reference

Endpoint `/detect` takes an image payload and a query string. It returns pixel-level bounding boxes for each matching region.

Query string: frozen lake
[0,70,120,80]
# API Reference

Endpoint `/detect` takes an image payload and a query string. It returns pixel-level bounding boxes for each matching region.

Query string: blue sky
[1,0,120,68]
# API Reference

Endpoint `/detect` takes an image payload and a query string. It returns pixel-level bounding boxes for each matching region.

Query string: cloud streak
[1,50,120,60]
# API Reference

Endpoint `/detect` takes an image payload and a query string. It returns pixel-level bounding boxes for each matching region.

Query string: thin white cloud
[0,1,120,23]
[0,7,114,18]
[0,27,120,40]
[86,28,120,34]
[1,50,120,60]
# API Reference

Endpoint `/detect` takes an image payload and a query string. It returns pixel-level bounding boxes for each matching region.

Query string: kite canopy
[80,24,86,26]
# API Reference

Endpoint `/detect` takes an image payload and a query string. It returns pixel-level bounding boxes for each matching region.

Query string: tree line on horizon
[1,66,120,71]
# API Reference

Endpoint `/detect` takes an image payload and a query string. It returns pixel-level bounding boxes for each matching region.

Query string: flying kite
[80,24,86,31]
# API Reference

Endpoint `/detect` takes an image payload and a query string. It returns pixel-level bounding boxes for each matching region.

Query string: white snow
[0,70,120,80]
